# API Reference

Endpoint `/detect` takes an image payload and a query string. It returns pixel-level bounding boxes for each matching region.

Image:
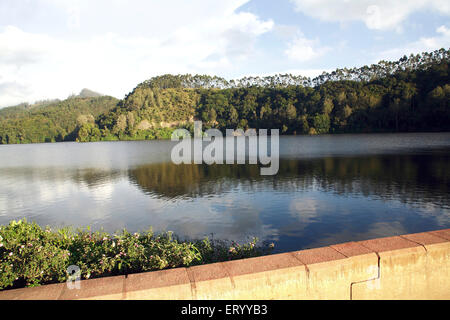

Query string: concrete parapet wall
[1,229,449,300]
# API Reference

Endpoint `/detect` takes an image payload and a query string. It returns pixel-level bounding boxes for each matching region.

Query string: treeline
[134,49,449,89]
[0,49,449,144]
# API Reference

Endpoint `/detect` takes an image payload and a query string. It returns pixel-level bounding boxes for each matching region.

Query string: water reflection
[128,152,449,208]
[0,133,449,252]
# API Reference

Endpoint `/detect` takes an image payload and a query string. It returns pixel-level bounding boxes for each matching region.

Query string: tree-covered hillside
[0,94,118,144]
[82,48,449,142]
[0,49,449,144]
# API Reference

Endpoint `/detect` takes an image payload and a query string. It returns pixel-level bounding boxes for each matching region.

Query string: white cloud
[290,0,450,31]
[0,26,52,66]
[284,32,330,62]
[289,198,327,224]
[378,25,450,61]
[0,1,274,107]
[90,184,114,201]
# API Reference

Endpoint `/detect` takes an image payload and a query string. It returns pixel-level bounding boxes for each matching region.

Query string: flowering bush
[0,220,69,289]
[0,219,274,290]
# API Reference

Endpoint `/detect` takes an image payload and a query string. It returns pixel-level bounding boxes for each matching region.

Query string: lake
[0,132,449,252]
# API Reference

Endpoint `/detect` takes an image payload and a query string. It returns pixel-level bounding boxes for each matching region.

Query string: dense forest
[0,49,449,144]
[0,90,118,144]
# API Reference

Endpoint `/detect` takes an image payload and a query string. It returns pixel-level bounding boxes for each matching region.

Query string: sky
[0,0,449,108]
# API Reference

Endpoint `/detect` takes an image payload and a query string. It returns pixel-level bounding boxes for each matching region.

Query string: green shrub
[0,219,274,290]
[0,220,70,289]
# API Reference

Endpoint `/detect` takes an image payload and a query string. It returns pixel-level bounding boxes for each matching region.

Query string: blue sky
[0,0,449,107]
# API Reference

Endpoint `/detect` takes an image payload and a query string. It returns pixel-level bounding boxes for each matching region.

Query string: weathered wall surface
[0,229,449,300]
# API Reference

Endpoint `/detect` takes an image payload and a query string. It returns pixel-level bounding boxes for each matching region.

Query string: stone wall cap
[292,246,347,265]
[0,282,64,300]
[402,231,449,246]
[357,236,422,254]
[330,241,376,257]
[126,267,190,292]
[428,229,450,241]
[59,274,125,300]
[187,262,230,282]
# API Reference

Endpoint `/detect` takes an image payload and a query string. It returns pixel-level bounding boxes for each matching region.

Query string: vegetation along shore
[0,219,273,290]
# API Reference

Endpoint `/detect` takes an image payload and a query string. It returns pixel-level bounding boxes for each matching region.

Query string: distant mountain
[77,88,104,98]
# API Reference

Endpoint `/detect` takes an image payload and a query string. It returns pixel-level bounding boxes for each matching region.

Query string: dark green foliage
[0,219,273,290]
[312,114,331,134]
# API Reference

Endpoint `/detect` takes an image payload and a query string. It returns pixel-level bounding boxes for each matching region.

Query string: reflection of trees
[1,150,447,208]
[309,152,449,208]
[0,167,122,189]
[128,163,264,199]
[128,151,450,207]
[70,168,122,188]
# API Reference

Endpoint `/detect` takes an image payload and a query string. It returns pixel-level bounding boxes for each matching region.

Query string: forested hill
[0,49,449,144]
[80,48,449,142]
[0,92,118,144]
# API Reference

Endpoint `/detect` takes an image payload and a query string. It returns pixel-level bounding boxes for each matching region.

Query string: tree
[113,114,127,134]
[313,114,330,134]
[322,97,334,115]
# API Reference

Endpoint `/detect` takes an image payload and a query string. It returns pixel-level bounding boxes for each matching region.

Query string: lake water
[0,132,449,252]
